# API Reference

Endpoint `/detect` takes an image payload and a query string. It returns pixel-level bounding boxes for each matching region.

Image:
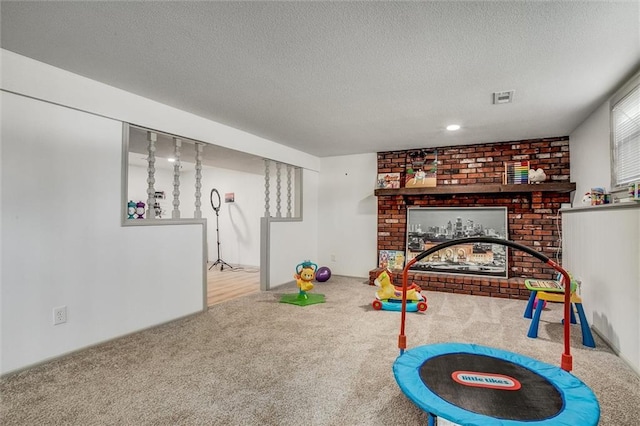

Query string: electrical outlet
[330,254,336,262]
[53,306,67,325]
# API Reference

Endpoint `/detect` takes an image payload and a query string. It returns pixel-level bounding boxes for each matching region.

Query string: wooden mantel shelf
[374,182,576,196]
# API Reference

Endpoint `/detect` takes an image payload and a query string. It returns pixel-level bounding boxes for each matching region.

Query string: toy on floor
[295,261,317,292]
[280,260,326,306]
[372,269,427,312]
[316,266,331,282]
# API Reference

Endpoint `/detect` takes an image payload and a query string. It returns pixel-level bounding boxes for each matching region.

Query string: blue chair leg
[527,297,545,338]
[427,413,436,426]
[575,303,596,348]
[524,291,537,319]
[561,301,578,325]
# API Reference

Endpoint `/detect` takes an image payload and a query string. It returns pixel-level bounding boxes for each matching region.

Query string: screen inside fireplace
[406,207,508,278]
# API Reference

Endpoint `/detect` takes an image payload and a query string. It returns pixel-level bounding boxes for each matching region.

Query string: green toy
[279,260,325,306]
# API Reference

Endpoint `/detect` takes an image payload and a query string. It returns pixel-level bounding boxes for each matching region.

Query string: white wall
[317,154,378,277]
[569,102,612,202]
[567,77,640,374]
[1,92,205,374]
[562,206,640,374]
[268,169,319,287]
[184,167,264,267]
[267,153,378,287]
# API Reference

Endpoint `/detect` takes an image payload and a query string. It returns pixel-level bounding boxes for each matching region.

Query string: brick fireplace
[373,137,574,300]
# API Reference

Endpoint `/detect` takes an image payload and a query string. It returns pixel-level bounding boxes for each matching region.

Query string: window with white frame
[611,79,640,188]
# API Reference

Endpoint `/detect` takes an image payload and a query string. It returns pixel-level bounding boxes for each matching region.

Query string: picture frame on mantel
[405,149,437,188]
[376,172,401,189]
[406,207,509,278]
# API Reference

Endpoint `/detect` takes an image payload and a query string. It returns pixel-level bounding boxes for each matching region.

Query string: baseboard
[592,326,640,377]
[1,310,203,379]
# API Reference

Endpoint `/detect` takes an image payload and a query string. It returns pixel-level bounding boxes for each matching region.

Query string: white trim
[561,201,640,213]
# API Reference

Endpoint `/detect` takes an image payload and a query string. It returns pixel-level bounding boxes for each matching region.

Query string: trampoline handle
[398,237,573,372]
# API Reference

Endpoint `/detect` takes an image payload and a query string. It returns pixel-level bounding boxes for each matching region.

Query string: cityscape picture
[406,207,509,278]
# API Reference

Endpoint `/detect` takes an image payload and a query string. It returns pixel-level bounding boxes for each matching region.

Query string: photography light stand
[208,188,233,271]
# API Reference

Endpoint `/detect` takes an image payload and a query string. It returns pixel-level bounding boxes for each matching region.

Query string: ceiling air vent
[493,90,514,104]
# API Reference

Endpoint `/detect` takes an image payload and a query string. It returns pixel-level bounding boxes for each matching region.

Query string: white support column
[146,131,157,220]
[194,143,203,219]
[275,162,282,218]
[264,159,271,217]
[172,138,182,219]
[286,164,292,218]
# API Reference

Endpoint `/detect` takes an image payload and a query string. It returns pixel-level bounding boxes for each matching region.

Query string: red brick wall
[376,137,572,299]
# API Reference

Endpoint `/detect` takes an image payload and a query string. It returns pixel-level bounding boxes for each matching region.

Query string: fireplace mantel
[376,139,573,299]
[374,182,575,197]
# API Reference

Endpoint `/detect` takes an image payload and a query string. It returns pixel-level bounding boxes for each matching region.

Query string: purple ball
[315,266,331,282]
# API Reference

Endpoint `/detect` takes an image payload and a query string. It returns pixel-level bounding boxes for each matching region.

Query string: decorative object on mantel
[503,161,530,184]
[377,172,401,189]
[405,149,437,188]
[528,168,547,183]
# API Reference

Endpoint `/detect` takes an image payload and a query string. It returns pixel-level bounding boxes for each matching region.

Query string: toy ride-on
[372,269,427,312]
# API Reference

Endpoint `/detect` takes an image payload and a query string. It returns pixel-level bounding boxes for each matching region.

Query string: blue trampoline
[394,343,599,425]
[393,237,600,425]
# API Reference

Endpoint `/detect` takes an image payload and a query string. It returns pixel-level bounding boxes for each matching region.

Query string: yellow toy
[295,264,316,293]
[375,269,423,301]
[280,260,326,306]
[372,269,427,312]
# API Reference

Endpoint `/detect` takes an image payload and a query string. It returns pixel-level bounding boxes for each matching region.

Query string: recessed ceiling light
[446,124,461,131]
[167,158,176,162]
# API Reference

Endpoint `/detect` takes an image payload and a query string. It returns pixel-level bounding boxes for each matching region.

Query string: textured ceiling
[2,1,639,158]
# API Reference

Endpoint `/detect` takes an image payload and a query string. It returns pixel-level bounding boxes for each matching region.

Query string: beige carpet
[2,276,639,425]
